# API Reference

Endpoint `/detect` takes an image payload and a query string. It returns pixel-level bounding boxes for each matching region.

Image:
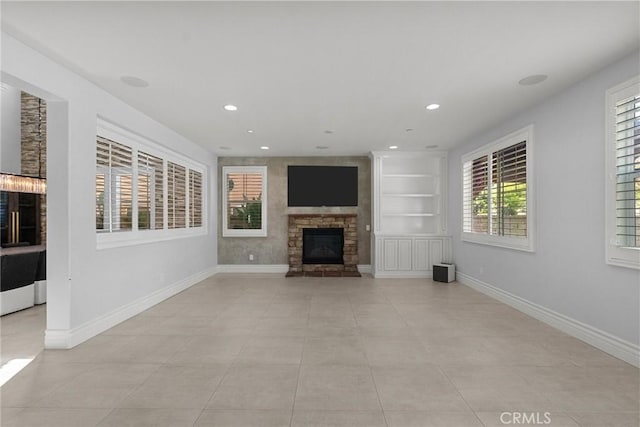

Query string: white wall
[1,33,218,347]
[448,52,640,354]
[0,83,21,173]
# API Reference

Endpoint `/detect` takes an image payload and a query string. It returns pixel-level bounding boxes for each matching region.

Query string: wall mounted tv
[288,165,358,207]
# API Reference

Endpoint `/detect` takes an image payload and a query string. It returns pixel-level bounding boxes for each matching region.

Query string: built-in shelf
[371,150,449,277]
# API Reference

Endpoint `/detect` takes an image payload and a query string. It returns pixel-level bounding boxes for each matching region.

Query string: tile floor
[0,274,638,426]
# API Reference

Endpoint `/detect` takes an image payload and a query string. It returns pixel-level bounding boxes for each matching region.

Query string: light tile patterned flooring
[0,274,638,426]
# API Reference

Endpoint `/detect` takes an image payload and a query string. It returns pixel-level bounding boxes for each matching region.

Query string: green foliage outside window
[230,198,262,229]
[473,183,527,216]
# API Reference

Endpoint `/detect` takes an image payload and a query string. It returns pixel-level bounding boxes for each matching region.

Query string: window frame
[96,118,207,249]
[461,125,535,252]
[222,165,268,237]
[605,75,640,269]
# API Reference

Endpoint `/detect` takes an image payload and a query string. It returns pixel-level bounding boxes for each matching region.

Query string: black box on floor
[433,263,455,283]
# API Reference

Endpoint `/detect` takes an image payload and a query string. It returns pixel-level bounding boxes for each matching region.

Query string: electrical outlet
[479,267,484,275]
[249,254,254,261]
[365,224,371,231]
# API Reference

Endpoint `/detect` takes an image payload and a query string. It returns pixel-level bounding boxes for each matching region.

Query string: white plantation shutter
[168,162,187,229]
[614,94,640,248]
[492,141,527,237]
[138,151,164,230]
[463,155,489,234]
[96,139,109,231]
[96,136,133,232]
[189,169,203,227]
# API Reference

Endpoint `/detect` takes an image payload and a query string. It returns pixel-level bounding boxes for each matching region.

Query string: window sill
[97,227,207,250]
[462,232,534,253]
[606,246,640,270]
[222,229,267,238]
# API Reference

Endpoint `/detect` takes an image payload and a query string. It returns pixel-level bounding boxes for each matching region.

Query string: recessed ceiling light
[518,74,548,86]
[223,104,238,111]
[120,75,149,88]
[389,145,398,150]
[316,145,329,150]
[219,146,231,150]
[260,146,270,150]
[425,145,439,149]
[247,129,254,133]
[425,104,440,110]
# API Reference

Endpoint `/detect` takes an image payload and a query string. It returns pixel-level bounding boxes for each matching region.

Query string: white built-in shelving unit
[371,151,451,278]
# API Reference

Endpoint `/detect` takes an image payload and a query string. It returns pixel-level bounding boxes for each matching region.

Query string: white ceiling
[2,1,639,156]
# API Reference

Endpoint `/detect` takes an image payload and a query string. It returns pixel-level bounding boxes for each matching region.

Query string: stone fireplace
[287,213,359,277]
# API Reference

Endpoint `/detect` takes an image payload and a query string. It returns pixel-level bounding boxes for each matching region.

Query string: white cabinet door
[413,239,429,271]
[398,239,412,270]
[383,239,399,270]
[429,239,444,268]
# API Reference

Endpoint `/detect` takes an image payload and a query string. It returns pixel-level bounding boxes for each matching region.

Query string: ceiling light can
[120,75,149,88]
[518,74,548,86]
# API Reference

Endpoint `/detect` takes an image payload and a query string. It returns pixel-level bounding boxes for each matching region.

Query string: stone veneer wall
[20,92,47,244]
[218,156,371,265]
[288,214,358,273]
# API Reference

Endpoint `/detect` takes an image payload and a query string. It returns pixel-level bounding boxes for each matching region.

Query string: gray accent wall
[218,156,371,265]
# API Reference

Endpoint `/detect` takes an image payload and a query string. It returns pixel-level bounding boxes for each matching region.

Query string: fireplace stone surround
[287,213,360,277]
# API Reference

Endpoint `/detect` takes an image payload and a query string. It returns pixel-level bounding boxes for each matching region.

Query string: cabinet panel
[398,239,412,270]
[383,239,398,270]
[429,239,444,267]
[372,234,452,278]
[413,239,429,271]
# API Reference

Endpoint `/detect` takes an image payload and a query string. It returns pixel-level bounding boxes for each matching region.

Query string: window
[462,126,534,251]
[606,76,640,269]
[96,119,206,248]
[222,166,267,237]
[96,137,133,232]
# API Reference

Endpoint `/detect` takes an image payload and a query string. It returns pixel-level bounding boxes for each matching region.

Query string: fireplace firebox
[302,228,344,264]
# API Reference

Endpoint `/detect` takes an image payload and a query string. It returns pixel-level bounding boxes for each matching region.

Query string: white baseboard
[217,264,290,274]
[44,266,218,349]
[373,271,433,279]
[457,272,640,368]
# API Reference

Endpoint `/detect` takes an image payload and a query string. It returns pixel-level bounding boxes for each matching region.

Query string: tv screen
[288,166,358,207]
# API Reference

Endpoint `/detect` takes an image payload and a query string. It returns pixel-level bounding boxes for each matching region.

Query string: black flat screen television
[288,166,358,207]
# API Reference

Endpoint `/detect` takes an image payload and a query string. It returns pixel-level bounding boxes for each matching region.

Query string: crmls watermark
[500,412,552,425]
